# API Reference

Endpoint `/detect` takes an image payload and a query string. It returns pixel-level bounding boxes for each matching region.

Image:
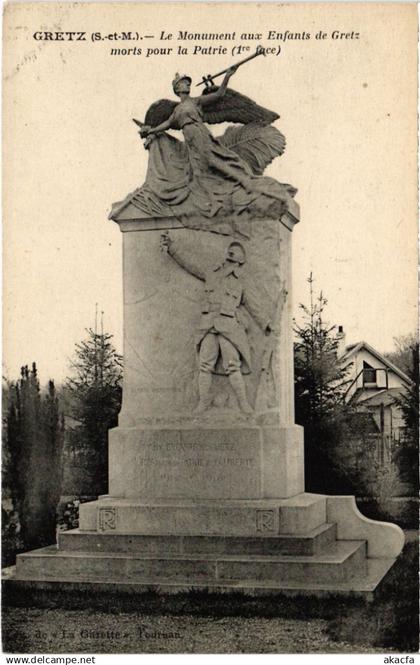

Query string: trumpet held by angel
[113,48,297,229]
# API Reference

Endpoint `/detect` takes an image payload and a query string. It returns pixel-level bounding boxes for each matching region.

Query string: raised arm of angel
[195,66,238,106]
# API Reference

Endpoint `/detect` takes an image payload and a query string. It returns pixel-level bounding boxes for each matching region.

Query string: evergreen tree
[393,342,419,492]
[2,377,14,501]
[2,377,23,565]
[294,274,354,493]
[42,380,66,532]
[6,363,64,552]
[66,327,122,496]
[294,274,350,424]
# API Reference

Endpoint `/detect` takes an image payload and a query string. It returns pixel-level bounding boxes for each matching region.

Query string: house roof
[339,341,412,385]
[352,387,406,407]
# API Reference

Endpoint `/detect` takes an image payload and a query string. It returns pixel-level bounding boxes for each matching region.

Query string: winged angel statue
[111,53,297,235]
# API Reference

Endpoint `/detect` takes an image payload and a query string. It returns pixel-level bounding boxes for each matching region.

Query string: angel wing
[144,99,178,127]
[201,87,279,126]
[218,123,286,175]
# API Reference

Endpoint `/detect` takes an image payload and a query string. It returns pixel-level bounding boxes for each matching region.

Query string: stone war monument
[13,48,404,597]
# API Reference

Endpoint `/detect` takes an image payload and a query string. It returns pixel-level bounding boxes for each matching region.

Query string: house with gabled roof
[337,328,412,453]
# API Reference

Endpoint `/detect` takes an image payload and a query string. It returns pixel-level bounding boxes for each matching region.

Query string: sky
[3,2,418,384]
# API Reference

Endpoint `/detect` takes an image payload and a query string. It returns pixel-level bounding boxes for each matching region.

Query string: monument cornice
[110,197,300,234]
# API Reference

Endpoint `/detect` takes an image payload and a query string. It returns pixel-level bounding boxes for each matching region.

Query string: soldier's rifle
[255,281,288,412]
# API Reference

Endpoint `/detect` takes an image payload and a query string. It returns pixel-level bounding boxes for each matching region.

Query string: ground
[3,608,387,654]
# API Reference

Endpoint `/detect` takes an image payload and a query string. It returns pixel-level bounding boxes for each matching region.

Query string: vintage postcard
[2,1,418,657]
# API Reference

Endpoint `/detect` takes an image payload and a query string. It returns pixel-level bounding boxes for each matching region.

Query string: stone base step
[59,523,337,557]
[79,493,327,536]
[4,494,404,607]
[3,557,394,603]
[16,540,366,585]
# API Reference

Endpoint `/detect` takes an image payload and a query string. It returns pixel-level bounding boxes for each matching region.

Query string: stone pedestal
[108,425,304,500]
[9,204,405,599]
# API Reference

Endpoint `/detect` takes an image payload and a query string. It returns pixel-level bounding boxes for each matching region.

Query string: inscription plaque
[109,428,263,499]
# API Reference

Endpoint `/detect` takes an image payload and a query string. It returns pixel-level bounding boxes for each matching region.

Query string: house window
[363,361,377,384]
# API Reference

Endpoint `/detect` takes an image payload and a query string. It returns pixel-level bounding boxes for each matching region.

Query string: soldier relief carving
[111,48,296,418]
[161,233,273,414]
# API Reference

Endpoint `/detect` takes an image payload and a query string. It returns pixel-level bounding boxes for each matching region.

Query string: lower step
[16,540,366,585]
[3,557,395,600]
[58,523,337,557]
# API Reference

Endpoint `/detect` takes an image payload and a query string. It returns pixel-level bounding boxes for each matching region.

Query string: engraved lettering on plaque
[256,509,276,532]
[98,507,117,531]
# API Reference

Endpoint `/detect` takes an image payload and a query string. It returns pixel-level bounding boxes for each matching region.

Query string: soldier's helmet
[226,242,246,265]
[172,73,192,94]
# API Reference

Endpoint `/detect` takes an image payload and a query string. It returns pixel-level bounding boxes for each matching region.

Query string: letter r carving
[256,509,276,532]
[98,507,117,531]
